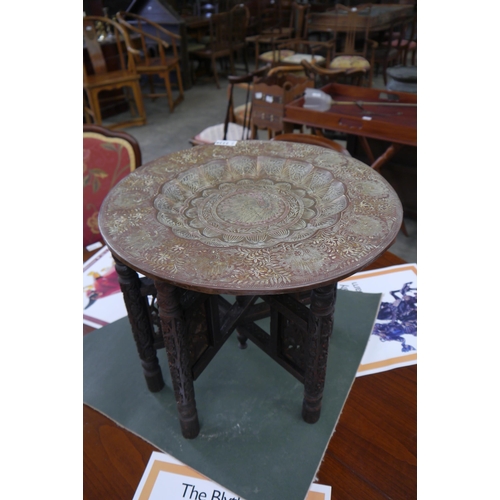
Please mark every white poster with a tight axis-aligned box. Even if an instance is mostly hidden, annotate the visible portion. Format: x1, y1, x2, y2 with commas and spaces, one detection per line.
133, 451, 331, 500
339, 264, 417, 376
83, 245, 127, 329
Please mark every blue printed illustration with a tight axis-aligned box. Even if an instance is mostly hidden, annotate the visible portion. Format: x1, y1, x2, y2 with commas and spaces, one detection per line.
373, 282, 417, 352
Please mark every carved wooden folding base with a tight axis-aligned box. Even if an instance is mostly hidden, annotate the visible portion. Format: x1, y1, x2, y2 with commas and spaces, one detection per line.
114, 257, 337, 439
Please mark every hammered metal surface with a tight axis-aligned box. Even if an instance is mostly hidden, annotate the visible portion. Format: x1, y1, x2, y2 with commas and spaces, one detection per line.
99, 141, 403, 294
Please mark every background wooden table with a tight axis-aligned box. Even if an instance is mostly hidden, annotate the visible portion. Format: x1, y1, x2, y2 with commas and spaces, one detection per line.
83, 250, 416, 499
306, 4, 415, 33
284, 83, 417, 172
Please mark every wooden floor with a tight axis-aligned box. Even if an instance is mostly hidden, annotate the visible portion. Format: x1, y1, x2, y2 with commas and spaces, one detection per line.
83, 251, 416, 499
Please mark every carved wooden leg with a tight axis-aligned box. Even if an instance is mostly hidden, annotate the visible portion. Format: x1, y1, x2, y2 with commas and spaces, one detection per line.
154, 281, 200, 439
371, 143, 403, 172
236, 296, 249, 349
302, 283, 337, 424
114, 257, 165, 393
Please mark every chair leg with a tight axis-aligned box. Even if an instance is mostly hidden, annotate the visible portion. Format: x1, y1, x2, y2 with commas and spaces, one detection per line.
162, 66, 184, 112
229, 51, 235, 76
211, 56, 220, 89
83, 108, 92, 124
251, 123, 258, 140
131, 82, 147, 125
148, 75, 156, 100
254, 42, 260, 70
190, 58, 197, 86
175, 64, 185, 101
83, 92, 93, 124
243, 46, 249, 74
88, 90, 103, 125
124, 87, 138, 117
163, 71, 175, 112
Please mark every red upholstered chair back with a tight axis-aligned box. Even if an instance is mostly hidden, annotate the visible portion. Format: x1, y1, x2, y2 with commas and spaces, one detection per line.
83, 125, 142, 248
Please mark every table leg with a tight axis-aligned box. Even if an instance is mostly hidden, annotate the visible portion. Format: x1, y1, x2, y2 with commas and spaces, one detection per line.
359, 136, 376, 165
302, 283, 337, 424
371, 143, 402, 172
236, 296, 249, 349
154, 281, 200, 439
114, 258, 165, 393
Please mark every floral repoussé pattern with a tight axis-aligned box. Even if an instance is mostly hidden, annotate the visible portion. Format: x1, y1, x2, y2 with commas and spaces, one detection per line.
153, 155, 348, 248
99, 141, 403, 293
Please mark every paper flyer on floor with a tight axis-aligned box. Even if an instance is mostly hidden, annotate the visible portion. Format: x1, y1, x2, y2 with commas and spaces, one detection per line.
83, 245, 131, 329
339, 263, 417, 376
133, 451, 331, 500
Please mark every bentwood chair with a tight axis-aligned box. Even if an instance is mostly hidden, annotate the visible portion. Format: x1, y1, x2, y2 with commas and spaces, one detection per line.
250, 65, 313, 139
229, 3, 251, 75
250, 2, 310, 69
190, 66, 269, 145
188, 11, 229, 89
272, 38, 334, 70
116, 12, 184, 112
300, 59, 367, 87
246, 0, 291, 40
83, 125, 142, 248
373, 14, 416, 86
394, 14, 417, 67
223, 66, 271, 136
307, 4, 378, 87
83, 16, 146, 129
191, 64, 309, 145
189, 4, 250, 89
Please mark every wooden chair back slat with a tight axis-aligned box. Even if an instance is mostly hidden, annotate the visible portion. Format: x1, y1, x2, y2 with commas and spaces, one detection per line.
84, 16, 135, 74
326, 4, 373, 57
83, 16, 146, 128
84, 20, 107, 75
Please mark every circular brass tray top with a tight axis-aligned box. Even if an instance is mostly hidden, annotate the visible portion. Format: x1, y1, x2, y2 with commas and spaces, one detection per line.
99, 141, 403, 294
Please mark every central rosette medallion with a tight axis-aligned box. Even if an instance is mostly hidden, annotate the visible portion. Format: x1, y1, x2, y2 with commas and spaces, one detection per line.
215, 188, 287, 225
154, 155, 349, 247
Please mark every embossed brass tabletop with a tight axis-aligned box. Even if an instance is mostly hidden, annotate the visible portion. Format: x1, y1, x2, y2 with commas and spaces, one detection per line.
99, 140, 403, 438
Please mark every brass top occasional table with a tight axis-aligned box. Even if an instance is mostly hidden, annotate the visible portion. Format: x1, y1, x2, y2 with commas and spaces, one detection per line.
99, 140, 403, 438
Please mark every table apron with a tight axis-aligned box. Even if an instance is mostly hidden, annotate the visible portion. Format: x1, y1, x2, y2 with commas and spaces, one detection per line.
283, 116, 416, 147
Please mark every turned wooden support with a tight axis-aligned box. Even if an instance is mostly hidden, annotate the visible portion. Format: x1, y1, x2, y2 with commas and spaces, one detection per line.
371, 143, 402, 172
154, 281, 200, 439
236, 296, 249, 349
302, 282, 337, 423
114, 257, 165, 393
359, 136, 376, 165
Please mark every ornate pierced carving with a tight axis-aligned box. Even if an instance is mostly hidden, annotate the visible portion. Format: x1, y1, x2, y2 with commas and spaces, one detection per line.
154, 281, 200, 438
185, 298, 210, 366
303, 283, 337, 423
114, 257, 165, 392
282, 317, 307, 371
